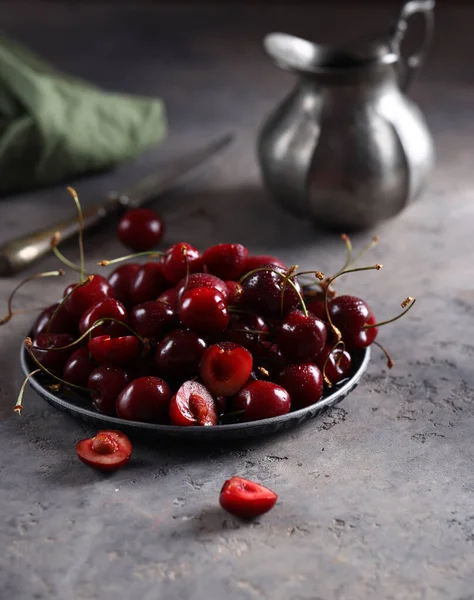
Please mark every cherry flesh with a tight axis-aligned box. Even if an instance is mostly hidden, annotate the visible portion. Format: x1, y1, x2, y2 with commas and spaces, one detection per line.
238, 264, 302, 319
199, 342, 252, 397
64, 275, 113, 320
130, 301, 176, 339
219, 476, 278, 518
279, 363, 323, 410
277, 310, 327, 363
117, 208, 164, 252
162, 242, 202, 284
108, 263, 140, 308
169, 380, 217, 426
88, 366, 131, 415
232, 380, 291, 421
76, 430, 132, 471
316, 345, 353, 385
154, 329, 207, 380
79, 298, 128, 338
116, 376, 172, 423
178, 287, 229, 335
31, 333, 75, 372
328, 295, 378, 348
202, 243, 248, 280
88, 334, 140, 366
63, 347, 95, 387
175, 272, 229, 302
33, 303, 76, 337
129, 262, 168, 306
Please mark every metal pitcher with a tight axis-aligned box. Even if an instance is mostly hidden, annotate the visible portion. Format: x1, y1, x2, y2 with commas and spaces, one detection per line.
257, 1, 435, 231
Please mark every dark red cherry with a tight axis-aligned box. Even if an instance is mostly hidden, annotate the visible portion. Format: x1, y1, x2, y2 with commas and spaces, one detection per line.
202, 243, 248, 280
64, 275, 114, 320
154, 329, 207, 380
116, 376, 172, 423
76, 430, 132, 471
63, 347, 95, 387
279, 363, 323, 410
219, 476, 278, 519
225, 280, 240, 305
157, 287, 178, 308
79, 298, 128, 338
245, 255, 287, 272
88, 366, 131, 415
306, 299, 327, 322
108, 263, 140, 308
33, 303, 76, 337
277, 310, 327, 363
231, 380, 291, 421
129, 261, 168, 306
129, 301, 176, 339
88, 335, 140, 366
238, 264, 302, 319
199, 342, 252, 397
117, 208, 165, 252
178, 287, 229, 335
227, 313, 270, 353
328, 295, 378, 348
162, 242, 202, 284
316, 345, 353, 385
169, 380, 217, 426
175, 272, 229, 302
30, 333, 75, 372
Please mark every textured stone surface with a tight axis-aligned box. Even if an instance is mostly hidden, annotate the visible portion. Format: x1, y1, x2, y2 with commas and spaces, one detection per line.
1, 3, 474, 599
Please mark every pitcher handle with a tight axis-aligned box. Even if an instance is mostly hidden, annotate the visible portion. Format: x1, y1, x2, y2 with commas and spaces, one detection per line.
391, 0, 435, 91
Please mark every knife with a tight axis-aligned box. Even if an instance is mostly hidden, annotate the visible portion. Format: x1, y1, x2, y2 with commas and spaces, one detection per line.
0, 133, 234, 276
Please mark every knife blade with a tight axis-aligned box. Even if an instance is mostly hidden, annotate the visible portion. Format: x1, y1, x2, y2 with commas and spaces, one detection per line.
0, 133, 234, 276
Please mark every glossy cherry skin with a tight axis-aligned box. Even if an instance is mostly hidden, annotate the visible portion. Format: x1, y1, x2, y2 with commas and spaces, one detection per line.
63, 347, 95, 387
279, 363, 323, 410
178, 287, 229, 335
227, 313, 270, 354
316, 345, 353, 385
328, 295, 378, 348
79, 298, 128, 338
157, 287, 178, 308
231, 380, 291, 421
199, 342, 252, 396
88, 335, 140, 366
277, 310, 327, 363
202, 243, 248, 280
225, 280, 240, 305
108, 263, 140, 308
175, 273, 229, 302
219, 476, 278, 519
130, 301, 176, 339
169, 380, 217, 426
76, 430, 132, 471
306, 299, 327, 322
154, 329, 207, 380
162, 242, 202, 284
33, 303, 76, 337
238, 264, 302, 319
116, 376, 172, 423
244, 255, 287, 272
30, 333, 75, 372
88, 366, 131, 415
129, 262, 168, 306
64, 275, 114, 320
117, 208, 165, 251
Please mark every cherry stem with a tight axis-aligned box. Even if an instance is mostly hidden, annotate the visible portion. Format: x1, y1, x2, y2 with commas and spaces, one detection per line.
364, 297, 416, 329
50, 232, 84, 274
322, 340, 346, 387
324, 264, 383, 342
335, 234, 353, 276
350, 235, 379, 268
0, 270, 65, 326
14, 369, 42, 414
373, 340, 395, 369
24, 342, 89, 392
67, 187, 85, 283
98, 251, 163, 267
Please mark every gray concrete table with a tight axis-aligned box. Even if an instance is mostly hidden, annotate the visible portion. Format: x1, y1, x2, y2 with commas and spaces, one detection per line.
1, 3, 473, 599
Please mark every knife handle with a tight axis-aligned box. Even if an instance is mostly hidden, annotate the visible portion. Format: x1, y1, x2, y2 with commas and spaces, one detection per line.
0, 198, 120, 276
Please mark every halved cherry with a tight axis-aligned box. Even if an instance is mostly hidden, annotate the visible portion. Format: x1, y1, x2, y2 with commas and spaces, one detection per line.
199, 342, 252, 396
76, 430, 132, 472
169, 380, 217, 426
219, 476, 278, 518
88, 335, 140, 366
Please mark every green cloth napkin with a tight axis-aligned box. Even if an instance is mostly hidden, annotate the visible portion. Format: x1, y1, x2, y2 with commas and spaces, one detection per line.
0, 35, 167, 194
